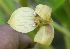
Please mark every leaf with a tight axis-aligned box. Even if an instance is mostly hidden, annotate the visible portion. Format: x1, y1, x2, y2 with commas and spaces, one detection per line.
34, 0, 65, 10
0, 9, 7, 24
63, 0, 70, 19
0, 0, 12, 15
53, 7, 70, 28
18, 0, 65, 10
4, 0, 17, 12
0, 0, 17, 15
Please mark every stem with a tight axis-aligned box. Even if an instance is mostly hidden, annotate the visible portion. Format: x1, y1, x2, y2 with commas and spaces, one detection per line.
51, 21, 70, 37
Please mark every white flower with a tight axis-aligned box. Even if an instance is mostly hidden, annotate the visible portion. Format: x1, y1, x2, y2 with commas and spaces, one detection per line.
34, 25, 54, 46
7, 4, 54, 46
8, 7, 37, 33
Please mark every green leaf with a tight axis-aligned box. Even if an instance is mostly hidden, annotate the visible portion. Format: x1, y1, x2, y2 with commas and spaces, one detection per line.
0, 9, 7, 24
19, 0, 65, 10
53, 6, 70, 28
0, 0, 12, 15
4, 0, 17, 12
34, 0, 65, 10
0, 0, 17, 15
63, 0, 70, 19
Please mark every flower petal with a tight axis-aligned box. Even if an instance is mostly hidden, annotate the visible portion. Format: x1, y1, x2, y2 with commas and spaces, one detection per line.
8, 7, 36, 33
34, 25, 54, 46
35, 4, 52, 22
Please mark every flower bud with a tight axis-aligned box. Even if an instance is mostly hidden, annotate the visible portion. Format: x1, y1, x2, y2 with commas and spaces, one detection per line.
34, 25, 54, 46
8, 7, 37, 33
35, 4, 52, 22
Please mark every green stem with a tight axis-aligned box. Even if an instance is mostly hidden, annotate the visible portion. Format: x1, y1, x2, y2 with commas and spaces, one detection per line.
51, 22, 70, 37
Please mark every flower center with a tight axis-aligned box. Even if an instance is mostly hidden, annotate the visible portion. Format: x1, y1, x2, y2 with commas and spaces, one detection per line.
34, 14, 53, 26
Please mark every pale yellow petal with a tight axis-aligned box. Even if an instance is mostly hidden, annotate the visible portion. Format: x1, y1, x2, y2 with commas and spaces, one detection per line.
8, 7, 36, 33
34, 25, 54, 46
35, 4, 52, 22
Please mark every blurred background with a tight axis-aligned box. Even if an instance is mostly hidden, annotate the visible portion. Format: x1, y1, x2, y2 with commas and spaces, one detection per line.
0, 0, 70, 49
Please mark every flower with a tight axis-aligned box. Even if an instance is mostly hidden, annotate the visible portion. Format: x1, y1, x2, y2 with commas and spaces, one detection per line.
8, 4, 54, 46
